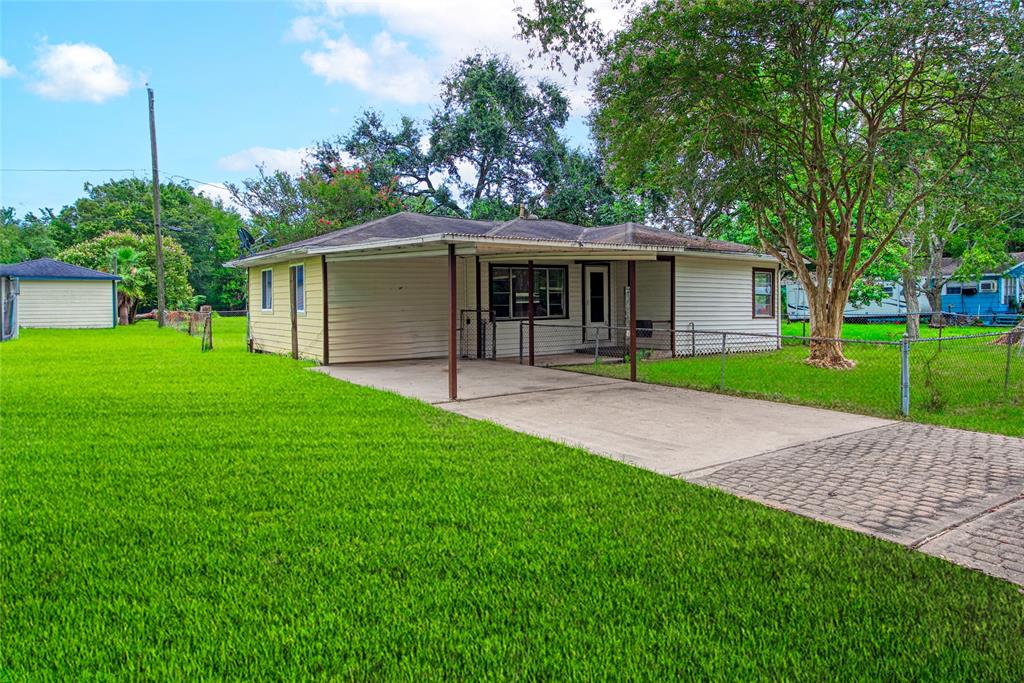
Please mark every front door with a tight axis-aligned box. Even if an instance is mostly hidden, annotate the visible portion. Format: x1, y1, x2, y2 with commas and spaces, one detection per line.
584, 265, 611, 341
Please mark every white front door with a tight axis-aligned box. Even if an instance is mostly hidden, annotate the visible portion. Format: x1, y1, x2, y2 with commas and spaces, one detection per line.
584, 265, 611, 341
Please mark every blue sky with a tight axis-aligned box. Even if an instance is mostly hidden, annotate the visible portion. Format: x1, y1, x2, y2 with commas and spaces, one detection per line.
1, 1, 619, 216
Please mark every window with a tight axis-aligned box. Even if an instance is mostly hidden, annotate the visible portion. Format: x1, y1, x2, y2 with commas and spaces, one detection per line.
979, 279, 997, 294
752, 268, 775, 318
260, 269, 273, 311
882, 286, 895, 297
945, 282, 962, 295
489, 265, 567, 320
291, 264, 305, 313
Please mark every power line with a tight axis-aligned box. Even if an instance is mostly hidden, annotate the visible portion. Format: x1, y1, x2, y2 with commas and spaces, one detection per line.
0, 168, 146, 173
2, 167, 230, 190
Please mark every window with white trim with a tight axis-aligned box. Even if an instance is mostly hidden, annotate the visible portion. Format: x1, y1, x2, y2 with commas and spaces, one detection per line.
752, 268, 775, 318
945, 282, 962, 295
489, 265, 567, 320
291, 264, 305, 313
978, 279, 996, 294
260, 269, 273, 310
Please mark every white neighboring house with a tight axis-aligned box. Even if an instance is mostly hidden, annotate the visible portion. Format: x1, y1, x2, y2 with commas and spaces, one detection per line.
0, 258, 120, 335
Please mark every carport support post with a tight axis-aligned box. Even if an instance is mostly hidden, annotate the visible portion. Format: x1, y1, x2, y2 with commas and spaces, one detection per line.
669, 255, 676, 357
448, 244, 458, 401
628, 259, 637, 382
528, 260, 535, 366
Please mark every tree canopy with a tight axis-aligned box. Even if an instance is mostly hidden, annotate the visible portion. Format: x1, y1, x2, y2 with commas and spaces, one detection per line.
58, 231, 194, 320
520, 0, 1023, 366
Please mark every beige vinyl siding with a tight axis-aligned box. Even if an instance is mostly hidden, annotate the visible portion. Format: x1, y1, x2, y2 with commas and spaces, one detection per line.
675, 255, 780, 353
636, 261, 671, 322
18, 279, 113, 328
327, 255, 459, 363
248, 257, 324, 361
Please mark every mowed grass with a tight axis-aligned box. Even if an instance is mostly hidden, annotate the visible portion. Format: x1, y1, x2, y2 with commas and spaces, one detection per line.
574, 324, 1023, 436
781, 320, 1015, 341
2, 319, 1023, 679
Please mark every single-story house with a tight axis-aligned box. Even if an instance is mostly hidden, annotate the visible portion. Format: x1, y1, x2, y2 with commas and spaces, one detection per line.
228, 212, 780, 398
0, 258, 120, 333
939, 252, 1024, 317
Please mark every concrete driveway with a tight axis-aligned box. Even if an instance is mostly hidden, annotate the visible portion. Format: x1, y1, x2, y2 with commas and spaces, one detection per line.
314, 359, 891, 475
315, 358, 1024, 585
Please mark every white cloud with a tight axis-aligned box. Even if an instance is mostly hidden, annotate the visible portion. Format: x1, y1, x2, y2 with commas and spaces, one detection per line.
192, 183, 249, 218
287, 15, 327, 43
302, 31, 434, 103
29, 42, 134, 103
295, 1, 628, 112
217, 146, 314, 176
0, 58, 16, 78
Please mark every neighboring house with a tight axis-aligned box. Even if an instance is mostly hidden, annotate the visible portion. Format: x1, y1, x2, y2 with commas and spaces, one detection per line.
228, 212, 781, 364
938, 252, 1024, 317
0, 259, 120, 331
784, 278, 932, 321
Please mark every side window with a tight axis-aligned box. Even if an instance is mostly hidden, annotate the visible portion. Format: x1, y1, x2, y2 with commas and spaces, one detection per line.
945, 282, 962, 295
978, 280, 996, 294
291, 264, 305, 313
261, 269, 273, 310
752, 268, 775, 318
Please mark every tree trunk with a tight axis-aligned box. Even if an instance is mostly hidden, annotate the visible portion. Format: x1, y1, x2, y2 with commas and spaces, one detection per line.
926, 288, 944, 326
902, 268, 921, 339
806, 286, 854, 369
118, 294, 131, 326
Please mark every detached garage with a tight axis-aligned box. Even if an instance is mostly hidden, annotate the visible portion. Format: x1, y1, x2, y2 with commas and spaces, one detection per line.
0, 258, 119, 330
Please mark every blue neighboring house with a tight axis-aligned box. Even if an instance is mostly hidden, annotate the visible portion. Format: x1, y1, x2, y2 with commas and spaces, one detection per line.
939, 252, 1024, 317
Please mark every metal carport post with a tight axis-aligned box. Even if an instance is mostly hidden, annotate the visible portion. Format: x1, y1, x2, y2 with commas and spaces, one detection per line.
448, 243, 458, 400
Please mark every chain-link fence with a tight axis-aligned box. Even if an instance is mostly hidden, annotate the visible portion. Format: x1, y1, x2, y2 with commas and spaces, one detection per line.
788, 312, 1023, 331
167, 308, 213, 351
517, 321, 1023, 419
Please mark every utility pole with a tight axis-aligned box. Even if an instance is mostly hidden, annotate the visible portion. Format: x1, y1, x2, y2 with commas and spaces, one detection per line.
147, 86, 166, 327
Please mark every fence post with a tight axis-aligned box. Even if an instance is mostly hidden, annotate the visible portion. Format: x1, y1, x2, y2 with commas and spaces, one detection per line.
593, 329, 600, 363
518, 321, 524, 365
1005, 335, 1014, 397
900, 334, 911, 416
491, 321, 497, 360
689, 321, 696, 357
719, 332, 728, 390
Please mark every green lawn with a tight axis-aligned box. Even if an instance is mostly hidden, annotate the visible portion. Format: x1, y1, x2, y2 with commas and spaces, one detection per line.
2, 319, 1022, 679
781, 320, 1015, 341
574, 324, 1022, 436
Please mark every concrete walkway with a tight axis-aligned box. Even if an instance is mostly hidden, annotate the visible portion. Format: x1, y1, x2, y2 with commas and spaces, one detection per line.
313, 359, 1023, 585
314, 359, 891, 474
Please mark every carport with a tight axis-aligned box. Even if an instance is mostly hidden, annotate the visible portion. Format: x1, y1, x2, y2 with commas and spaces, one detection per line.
318, 240, 661, 400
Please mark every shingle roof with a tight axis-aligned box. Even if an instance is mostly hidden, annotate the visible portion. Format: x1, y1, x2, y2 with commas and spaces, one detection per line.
245, 212, 760, 261
940, 252, 1024, 277
0, 258, 121, 280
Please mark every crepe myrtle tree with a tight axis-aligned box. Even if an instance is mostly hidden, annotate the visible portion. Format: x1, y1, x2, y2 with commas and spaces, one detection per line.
519, 0, 1021, 367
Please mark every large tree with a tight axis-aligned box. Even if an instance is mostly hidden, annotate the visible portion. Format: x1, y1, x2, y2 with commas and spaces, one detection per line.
1, 208, 57, 263
226, 164, 402, 247
429, 52, 570, 206
313, 111, 461, 216
520, 0, 1021, 367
